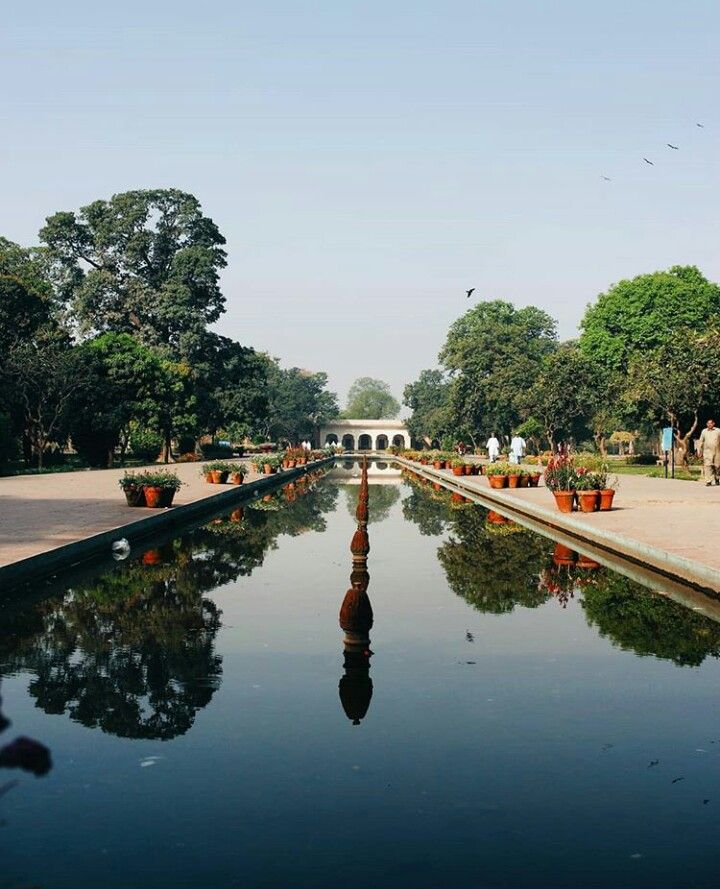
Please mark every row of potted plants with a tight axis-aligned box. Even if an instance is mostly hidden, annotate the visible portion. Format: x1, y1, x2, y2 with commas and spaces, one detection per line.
403, 450, 484, 473
485, 463, 542, 488
119, 470, 184, 508
202, 461, 248, 484
544, 455, 617, 513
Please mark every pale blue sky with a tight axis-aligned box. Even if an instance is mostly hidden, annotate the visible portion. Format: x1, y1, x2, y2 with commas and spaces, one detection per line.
2, 1, 718, 406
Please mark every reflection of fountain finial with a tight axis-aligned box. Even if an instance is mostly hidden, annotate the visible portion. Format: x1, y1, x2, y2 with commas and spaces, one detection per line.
339, 473, 374, 725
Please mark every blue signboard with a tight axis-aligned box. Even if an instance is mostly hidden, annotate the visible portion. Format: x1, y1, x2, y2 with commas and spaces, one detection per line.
661, 427, 673, 452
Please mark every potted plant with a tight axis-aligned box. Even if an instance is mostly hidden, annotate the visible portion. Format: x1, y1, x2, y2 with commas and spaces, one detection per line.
575, 470, 600, 512
507, 465, 522, 488
201, 461, 232, 484
597, 466, 617, 511
544, 455, 577, 513
486, 463, 510, 489
118, 471, 146, 507
139, 470, 182, 508
229, 462, 247, 485
451, 458, 465, 477
527, 471, 541, 487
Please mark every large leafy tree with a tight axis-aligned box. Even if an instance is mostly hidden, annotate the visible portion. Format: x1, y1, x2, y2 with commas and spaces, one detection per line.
521, 344, 603, 451
344, 377, 400, 419
264, 363, 339, 443
626, 329, 720, 465
440, 300, 557, 441
194, 334, 270, 441
39, 189, 227, 357
69, 333, 167, 466
579, 265, 720, 373
403, 369, 452, 445
3, 339, 84, 468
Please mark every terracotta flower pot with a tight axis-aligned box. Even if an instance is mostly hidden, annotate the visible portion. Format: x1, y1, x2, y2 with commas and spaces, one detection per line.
578, 491, 600, 513
487, 510, 509, 524
210, 470, 223, 484
229, 472, 244, 485
143, 486, 163, 508
599, 489, 616, 511
420, 459, 428, 465
488, 475, 508, 489
452, 466, 464, 476
553, 490, 575, 513
433, 460, 443, 469
552, 542, 575, 565
528, 473, 541, 487
158, 488, 176, 508
518, 474, 529, 487
124, 486, 145, 507
508, 475, 520, 488
282, 460, 289, 469
263, 464, 274, 474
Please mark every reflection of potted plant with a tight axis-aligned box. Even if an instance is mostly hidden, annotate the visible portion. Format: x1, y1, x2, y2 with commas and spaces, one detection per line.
118, 472, 146, 507
486, 463, 510, 489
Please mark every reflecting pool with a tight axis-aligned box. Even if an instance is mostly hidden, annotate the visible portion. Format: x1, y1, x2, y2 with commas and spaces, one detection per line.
1, 462, 719, 888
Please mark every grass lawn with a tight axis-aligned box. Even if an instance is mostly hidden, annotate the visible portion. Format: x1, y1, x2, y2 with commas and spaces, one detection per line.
613, 463, 700, 482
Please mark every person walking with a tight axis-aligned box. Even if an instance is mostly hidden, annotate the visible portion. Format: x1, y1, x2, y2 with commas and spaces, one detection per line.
697, 419, 720, 486
486, 433, 500, 463
510, 432, 526, 465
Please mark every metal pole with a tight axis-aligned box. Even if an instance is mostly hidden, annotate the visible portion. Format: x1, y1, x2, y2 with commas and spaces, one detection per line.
671, 430, 675, 479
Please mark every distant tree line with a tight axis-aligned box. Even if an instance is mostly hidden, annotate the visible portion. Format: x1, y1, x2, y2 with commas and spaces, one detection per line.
0, 189, 339, 470
403, 265, 720, 462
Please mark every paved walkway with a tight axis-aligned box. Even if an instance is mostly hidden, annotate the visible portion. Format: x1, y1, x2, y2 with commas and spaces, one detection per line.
0, 461, 268, 569
400, 459, 720, 592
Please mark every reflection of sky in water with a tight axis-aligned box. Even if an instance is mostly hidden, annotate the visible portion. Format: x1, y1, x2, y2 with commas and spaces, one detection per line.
2, 470, 720, 889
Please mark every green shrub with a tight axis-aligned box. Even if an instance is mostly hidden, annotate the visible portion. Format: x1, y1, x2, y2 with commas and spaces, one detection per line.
201, 442, 233, 459
626, 454, 657, 465
130, 428, 163, 463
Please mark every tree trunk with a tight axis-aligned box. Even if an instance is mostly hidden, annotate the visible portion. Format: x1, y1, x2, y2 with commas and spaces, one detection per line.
594, 432, 607, 457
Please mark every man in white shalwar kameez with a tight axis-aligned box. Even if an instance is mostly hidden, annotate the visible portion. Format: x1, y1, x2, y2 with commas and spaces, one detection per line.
486, 433, 500, 463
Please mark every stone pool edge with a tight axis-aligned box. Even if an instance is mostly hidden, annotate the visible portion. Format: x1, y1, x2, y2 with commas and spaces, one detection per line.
0, 457, 334, 588
395, 457, 720, 597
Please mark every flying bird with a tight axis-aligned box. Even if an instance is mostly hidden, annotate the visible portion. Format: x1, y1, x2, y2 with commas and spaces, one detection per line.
667, 143, 679, 150
601, 175, 611, 181
643, 158, 654, 165
466, 288, 475, 299
697, 123, 704, 128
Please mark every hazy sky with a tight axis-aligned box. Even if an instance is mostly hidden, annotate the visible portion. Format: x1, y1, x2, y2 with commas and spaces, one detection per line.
2, 1, 718, 408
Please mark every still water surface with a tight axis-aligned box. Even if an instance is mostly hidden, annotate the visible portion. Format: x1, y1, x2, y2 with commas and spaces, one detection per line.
1, 462, 719, 888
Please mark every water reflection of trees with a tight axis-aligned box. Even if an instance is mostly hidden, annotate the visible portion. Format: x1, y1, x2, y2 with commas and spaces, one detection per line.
401, 483, 449, 536
0, 475, 337, 740
438, 507, 550, 613
580, 572, 720, 667
344, 484, 399, 524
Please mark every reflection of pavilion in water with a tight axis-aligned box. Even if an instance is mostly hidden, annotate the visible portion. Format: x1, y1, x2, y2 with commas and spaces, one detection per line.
338, 458, 374, 725
328, 458, 402, 484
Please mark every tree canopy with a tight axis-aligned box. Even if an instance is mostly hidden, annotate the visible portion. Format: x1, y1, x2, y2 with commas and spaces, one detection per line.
403, 369, 452, 444
344, 377, 400, 419
579, 266, 720, 373
39, 189, 227, 358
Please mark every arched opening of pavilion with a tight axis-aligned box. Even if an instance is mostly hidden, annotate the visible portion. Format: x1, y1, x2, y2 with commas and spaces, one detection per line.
325, 433, 339, 446
342, 434, 355, 451
358, 434, 372, 450
375, 434, 388, 451
391, 434, 406, 449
